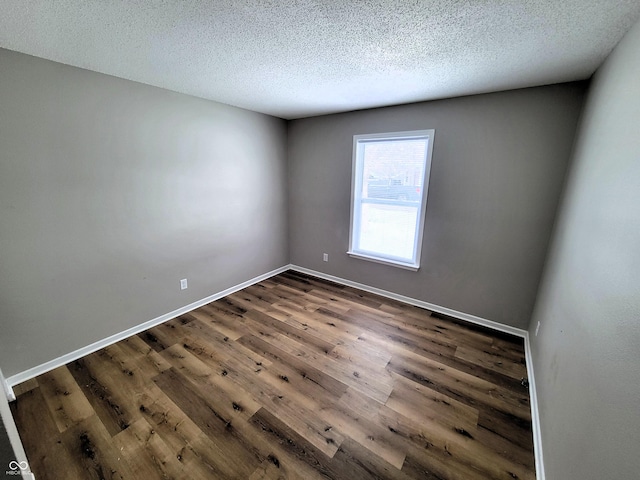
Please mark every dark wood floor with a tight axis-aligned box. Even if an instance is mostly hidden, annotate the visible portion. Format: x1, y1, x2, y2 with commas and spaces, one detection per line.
10, 271, 535, 479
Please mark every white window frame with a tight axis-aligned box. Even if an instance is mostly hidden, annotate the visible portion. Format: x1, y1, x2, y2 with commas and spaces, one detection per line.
347, 129, 435, 271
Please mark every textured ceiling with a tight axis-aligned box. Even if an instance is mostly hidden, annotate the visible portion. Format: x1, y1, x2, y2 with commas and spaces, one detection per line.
1, 1, 639, 119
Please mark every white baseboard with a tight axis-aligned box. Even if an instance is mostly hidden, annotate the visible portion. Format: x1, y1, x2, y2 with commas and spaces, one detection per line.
287, 264, 545, 480
1, 367, 16, 402
524, 332, 545, 480
4, 265, 289, 390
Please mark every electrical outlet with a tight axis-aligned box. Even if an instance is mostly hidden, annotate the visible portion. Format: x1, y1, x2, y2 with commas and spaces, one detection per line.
323, 253, 329, 262
535, 321, 541, 336
180, 278, 188, 290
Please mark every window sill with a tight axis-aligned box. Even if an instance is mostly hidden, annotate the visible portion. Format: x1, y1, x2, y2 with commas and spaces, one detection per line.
347, 251, 420, 271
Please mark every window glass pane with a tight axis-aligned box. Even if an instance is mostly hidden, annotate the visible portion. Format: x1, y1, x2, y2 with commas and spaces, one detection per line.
362, 139, 426, 202
358, 203, 418, 260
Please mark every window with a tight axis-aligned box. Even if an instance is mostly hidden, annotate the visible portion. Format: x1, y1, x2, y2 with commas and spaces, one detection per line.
348, 130, 435, 270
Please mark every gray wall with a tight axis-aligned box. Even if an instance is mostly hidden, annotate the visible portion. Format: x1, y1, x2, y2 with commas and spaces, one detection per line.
288, 84, 586, 328
530, 20, 640, 480
0, 49, 288, 377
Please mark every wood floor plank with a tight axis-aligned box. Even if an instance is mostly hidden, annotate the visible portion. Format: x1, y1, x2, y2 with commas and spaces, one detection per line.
250, 407, 413, 480
237, 333, 349, 400
227, 289, 277, 312
338, 386, 385, 420
388, 348, 531, 420
111, 417, 188, 480
330, 339, 393, 371
12, 270, 535, 480
60, 414, 138, 480
477, 408, 534, 452
377, 304, 500, 355
10, 387, 88, 480
474, 423, 536, 471
149, 363, 327, 480
257, 328, 394, 404
191, 304, 251, 339
245, 308, 337, 355
170, 333, 346, 458
113, 335, 172, 378
77, 343, 165, 426
11, 378, 38, 397
159, 343, 262, 418
269, 300, 361, 342
379, 405, 534, 480
67, 357, 132, 436
136, 388, 245, 479
261, 303, 350, 347
336, 307, 459, 359
36, 366, 95, 433
386, 373, 480, 434
138, 322, 180, 352
153, 368, 263, 479
184, 316, 272, 367
317, 399, 407, 469
455, 344, 527, 380
274, 287, 353, 315
379, 404, 496, 480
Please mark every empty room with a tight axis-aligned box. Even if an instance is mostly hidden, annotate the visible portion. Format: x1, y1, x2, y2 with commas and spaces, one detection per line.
1, 1, 639, 479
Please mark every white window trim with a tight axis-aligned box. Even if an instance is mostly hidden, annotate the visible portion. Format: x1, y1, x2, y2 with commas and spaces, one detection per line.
347, 129, 435, 270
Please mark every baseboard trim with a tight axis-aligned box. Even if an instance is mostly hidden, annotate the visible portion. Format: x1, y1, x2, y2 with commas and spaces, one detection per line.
524, 332, 545, 480
4, 265, 290, 390
1, 367, 16, 402
288, 264, 545, 480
